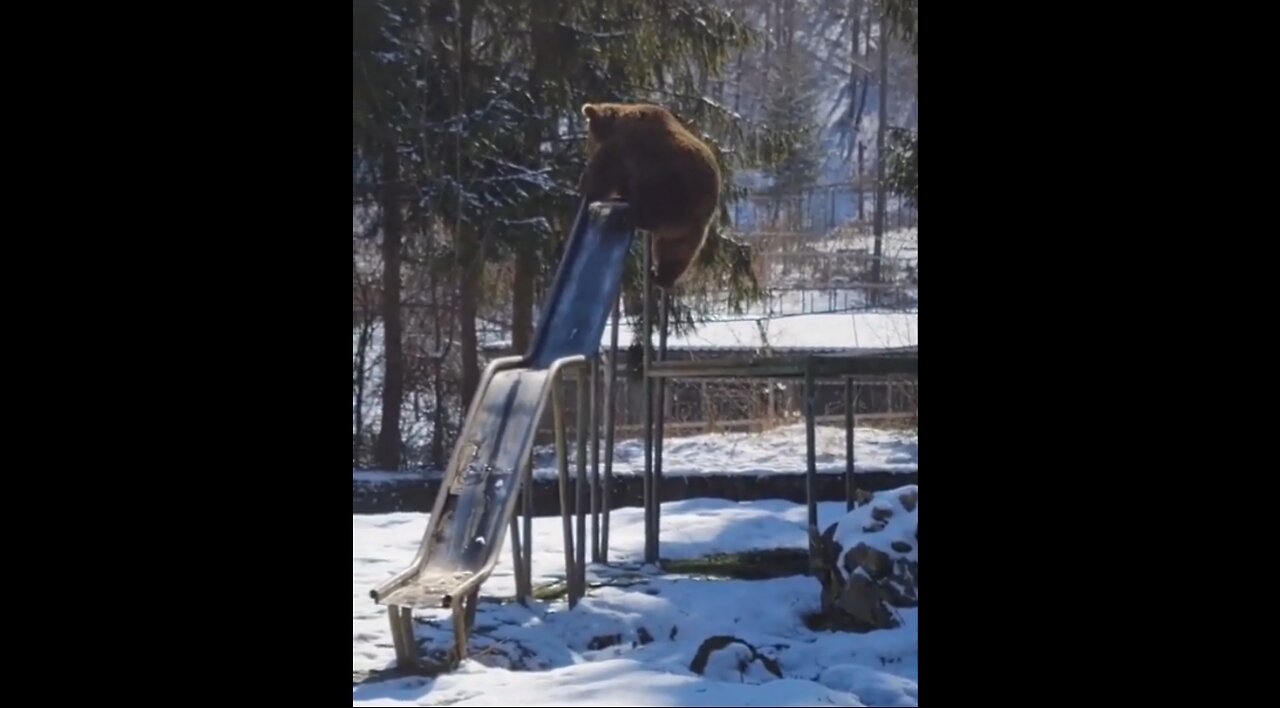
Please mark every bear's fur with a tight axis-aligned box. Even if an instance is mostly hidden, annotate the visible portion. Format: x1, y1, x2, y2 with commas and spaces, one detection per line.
579, 102, 721, 288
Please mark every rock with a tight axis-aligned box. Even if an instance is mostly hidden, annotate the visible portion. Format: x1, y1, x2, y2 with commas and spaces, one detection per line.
587, 633, 622, 650
879, 559, 918, 607
636, 627, 654, 645
845, 542, 892, 580
810, 485, 919, 632
836, 572, 898, 629
689, 635, 783, 684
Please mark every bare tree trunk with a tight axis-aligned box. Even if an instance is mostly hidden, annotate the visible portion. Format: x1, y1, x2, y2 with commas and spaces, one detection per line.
732, 44, 744, 113
430, 260, 447, 470
458, 1, 482, 408
851, 4, 873, 215
512, 251, 535, 355
846, 0, 863, 155
763, 2, 772, 94
458, 228, 483, 408
872, 7, 889, 298
374, 144, 404, 470
354, 297, 373, 464
853, 79, 871, 140
858, 141, 866, 221
851, 3, 871, 139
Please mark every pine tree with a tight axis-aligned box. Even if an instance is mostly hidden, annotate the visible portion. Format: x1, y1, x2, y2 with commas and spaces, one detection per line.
353, 0, 801, 467
883, 0, 917, 207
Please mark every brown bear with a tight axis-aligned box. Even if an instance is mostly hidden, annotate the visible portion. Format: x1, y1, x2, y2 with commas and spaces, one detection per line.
579, 102, 721, 289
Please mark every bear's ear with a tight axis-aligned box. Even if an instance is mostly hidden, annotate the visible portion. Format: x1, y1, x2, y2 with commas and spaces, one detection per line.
582, 104, 615, 137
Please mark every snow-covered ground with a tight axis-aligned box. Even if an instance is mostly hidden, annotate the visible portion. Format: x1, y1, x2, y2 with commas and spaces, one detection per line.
809, 227, 917, 263
354, 424, 917, 483
595, 312, 917, 353
530, 423, 917, 480
353, 497, 918, 706
750, 288, 918, 316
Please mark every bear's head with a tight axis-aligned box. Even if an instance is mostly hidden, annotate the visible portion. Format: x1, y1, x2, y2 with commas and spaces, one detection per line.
581, 103, 616, 133
581, 103, 613, 160
581, 103, 672, 156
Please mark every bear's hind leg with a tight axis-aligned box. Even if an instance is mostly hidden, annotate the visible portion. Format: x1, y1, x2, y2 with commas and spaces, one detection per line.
650, 224, 708, 289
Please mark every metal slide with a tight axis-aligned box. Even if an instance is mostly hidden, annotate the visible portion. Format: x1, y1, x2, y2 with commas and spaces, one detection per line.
370, 201, 635, 662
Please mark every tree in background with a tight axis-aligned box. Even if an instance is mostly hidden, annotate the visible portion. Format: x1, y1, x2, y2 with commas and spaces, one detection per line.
353, 0, 422, 470
352, 0, 805, 469
883, 0, 917, 208
763, 0, 823, 200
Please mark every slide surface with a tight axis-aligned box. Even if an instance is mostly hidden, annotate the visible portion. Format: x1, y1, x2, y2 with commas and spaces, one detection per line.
372, 201, 635, 609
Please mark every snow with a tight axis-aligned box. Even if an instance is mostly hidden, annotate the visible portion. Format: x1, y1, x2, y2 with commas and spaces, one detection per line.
808, 227, 917, 262
355, 424, 917, 482
355, 658, 871, 706
595, 312, 917, 353
354, 470, 435, 483
353, 497, 918, 706
750, 288, 916, 317
479, 311, 917, 354
529, 424, 917, 480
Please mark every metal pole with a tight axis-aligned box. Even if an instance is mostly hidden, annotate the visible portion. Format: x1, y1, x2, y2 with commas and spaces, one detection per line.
575, 362, 588, 603
602, 294, 620, 562
450, 600, 468, 666
642, 237, 655, 565
462, 588, 479, 658
397, 608, 418, 667
552, 377, 577, 608
509, 501, 526, 604
521, 451, 533, 601
804, 361, 818, 569
590, 356, 601, 564
388, 606, 410, 668
845, 378, 856, 511
653, 292, 669, 562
